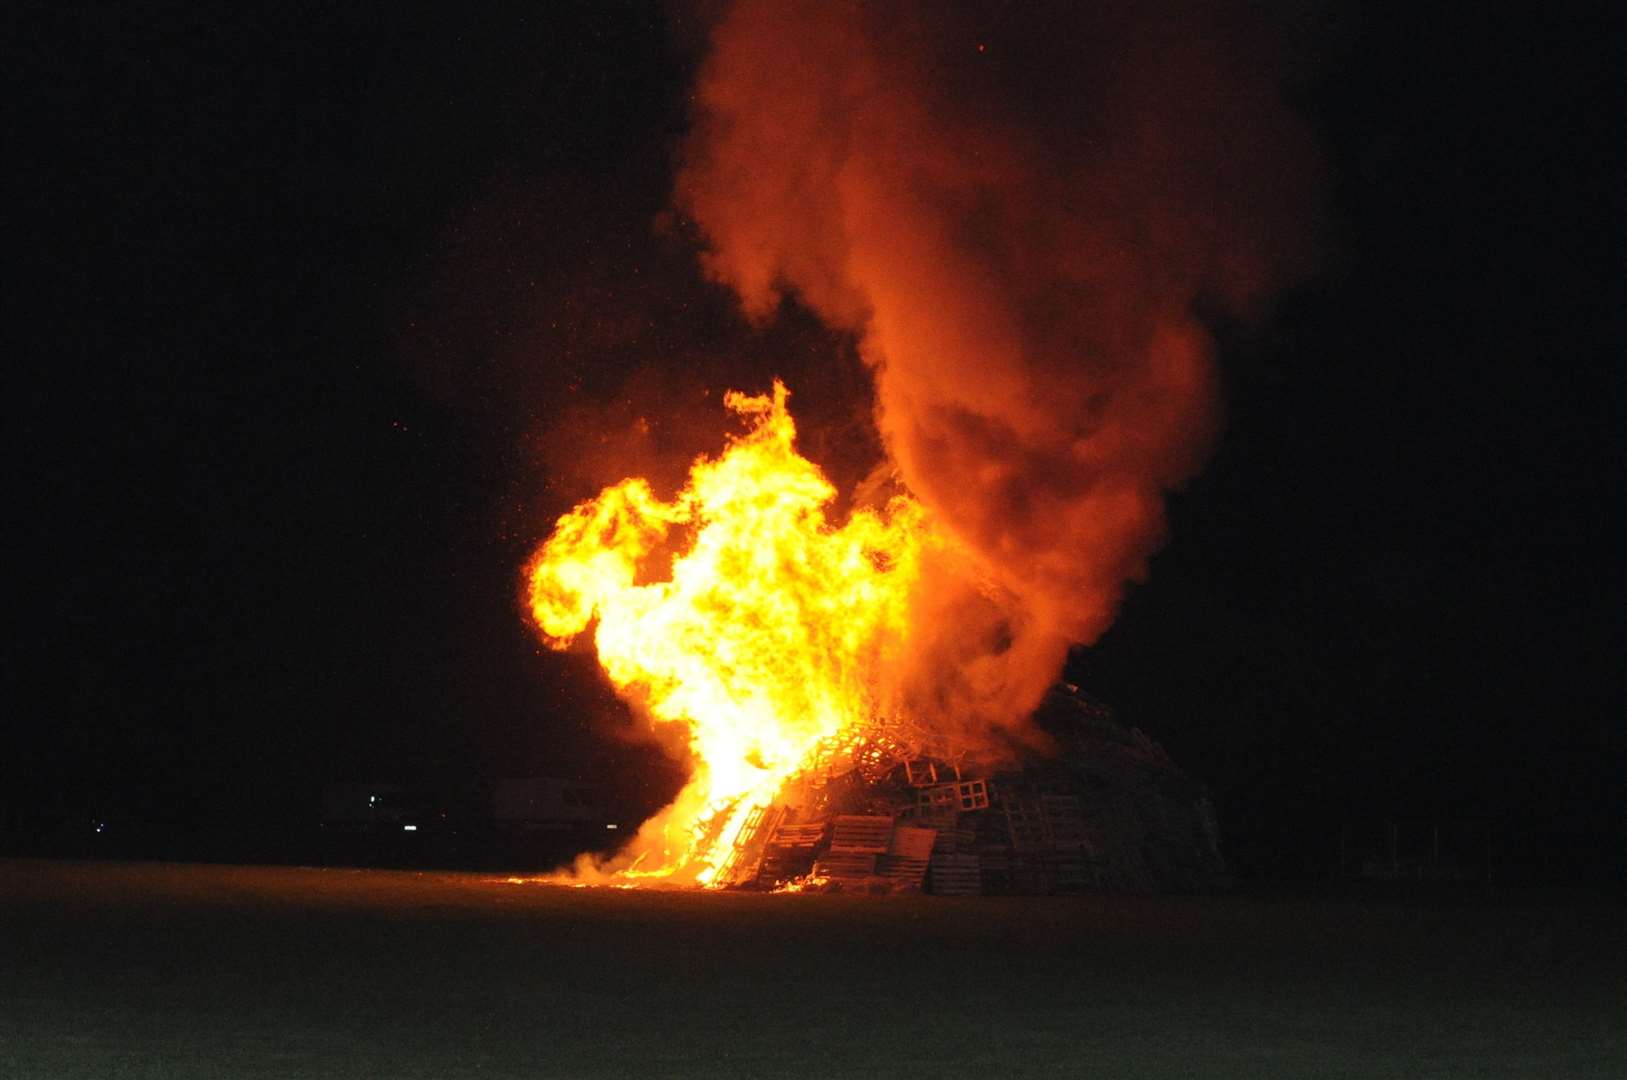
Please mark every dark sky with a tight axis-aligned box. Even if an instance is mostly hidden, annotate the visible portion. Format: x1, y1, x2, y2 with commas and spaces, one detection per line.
9, 4, 1620, 859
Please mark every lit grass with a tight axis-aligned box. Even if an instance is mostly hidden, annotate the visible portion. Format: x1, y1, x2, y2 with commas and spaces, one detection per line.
1, 860, 1621, 1078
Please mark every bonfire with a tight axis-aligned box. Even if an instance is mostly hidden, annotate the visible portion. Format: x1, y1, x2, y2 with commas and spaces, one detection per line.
526, 383, 1226, 895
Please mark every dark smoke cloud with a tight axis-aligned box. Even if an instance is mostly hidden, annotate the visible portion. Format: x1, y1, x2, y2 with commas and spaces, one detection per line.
675, 1, 1325, 744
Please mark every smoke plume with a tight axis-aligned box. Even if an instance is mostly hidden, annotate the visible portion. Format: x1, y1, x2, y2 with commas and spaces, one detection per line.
675, 1, 1324, 745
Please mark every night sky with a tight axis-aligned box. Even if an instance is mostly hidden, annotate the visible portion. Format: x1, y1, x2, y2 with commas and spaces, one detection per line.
9, 3, 1620, 871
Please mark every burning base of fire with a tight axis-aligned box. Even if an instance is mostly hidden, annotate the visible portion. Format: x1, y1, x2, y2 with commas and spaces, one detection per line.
555, 687, 1230, 897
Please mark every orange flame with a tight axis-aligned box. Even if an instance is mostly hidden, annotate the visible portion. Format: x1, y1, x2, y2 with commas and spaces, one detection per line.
527, 381, 933, 884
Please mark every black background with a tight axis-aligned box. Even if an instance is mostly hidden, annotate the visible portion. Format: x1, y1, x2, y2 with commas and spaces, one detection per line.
8, 3, 1620, 876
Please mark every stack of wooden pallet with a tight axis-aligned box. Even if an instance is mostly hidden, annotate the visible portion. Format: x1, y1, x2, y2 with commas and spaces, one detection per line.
756, 821, 825, 885
927, 852, 982, 895
711, 805, 775, 886
913, 777, 990, 815
999, 790, 1050, 852
876, 824, 935, 889
1043, 848, 1093, 893
812, 851, 877, 882
1007, 853, 1055, 896
814, 815, 893, 885
972, 801, 1012, 893
725, 685, 1231, 896
889, 825, 937, 859
930, 820, 977, 856
1041, 794, 1086, 847
1038, 793, 1092, 892
829, 815, 892, 854
976, 850, 1012, 893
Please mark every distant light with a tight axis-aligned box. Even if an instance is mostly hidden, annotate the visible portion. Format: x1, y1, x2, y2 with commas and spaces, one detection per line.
403, 825, 418, 832
606, 823, 618, 830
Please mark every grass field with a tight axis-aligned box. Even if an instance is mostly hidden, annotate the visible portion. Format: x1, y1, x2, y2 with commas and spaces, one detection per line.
1, 860, 1621, 1078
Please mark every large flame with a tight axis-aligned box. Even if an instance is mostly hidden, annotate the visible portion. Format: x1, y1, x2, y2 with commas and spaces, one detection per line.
527, 381, 932, 884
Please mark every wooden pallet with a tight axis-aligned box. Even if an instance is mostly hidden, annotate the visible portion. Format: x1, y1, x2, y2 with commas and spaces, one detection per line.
1008, 858, 1057, 896
750, 819, 829, 886
813, 852, 877, 881
928, 853, 982, 895
932, 826, 977, 855
1041, 794, 1087, 848
767, 822, 827, 848
876, 854, 929, 888
830, 815, 892, 853
1000, 796, 1049, 852
915, 778, 990, 814
887, 825, 938, 861
1043, 849, 1093, 893
756, 849, 816, 885
714, 804, 781, 886
900, 806, 955, 830
904, 759, 953, 787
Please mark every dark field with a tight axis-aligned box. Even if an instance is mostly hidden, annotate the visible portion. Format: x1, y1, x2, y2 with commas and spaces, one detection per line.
1, 861, 1622, 1078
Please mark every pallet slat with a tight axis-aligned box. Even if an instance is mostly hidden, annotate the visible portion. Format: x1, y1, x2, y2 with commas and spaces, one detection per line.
887, 826, 937, 861
928, 853, 983, 895
830, 815, 893, 853
876, 854, 929, 888
812, 852, 877, 881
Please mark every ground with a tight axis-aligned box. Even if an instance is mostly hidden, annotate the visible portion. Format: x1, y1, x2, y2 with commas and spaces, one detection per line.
1, 860, 1621, 1078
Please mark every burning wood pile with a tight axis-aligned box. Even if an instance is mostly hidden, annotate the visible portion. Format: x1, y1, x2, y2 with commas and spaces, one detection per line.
715, 686, 1229, 895
526, 385, 1230, 893
519, 0, 1323, 895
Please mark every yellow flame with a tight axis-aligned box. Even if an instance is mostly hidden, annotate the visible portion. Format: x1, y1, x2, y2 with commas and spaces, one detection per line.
527, 381, 931, 884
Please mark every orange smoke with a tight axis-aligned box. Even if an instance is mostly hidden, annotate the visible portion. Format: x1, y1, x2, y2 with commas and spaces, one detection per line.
675, 1, 1325, 740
